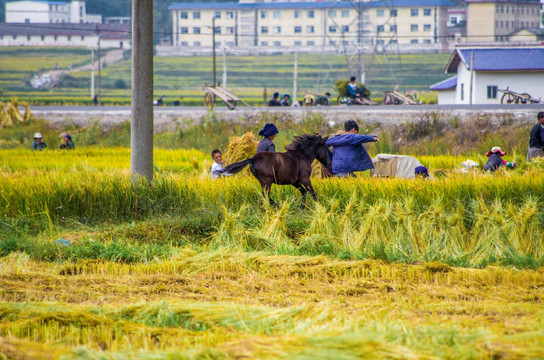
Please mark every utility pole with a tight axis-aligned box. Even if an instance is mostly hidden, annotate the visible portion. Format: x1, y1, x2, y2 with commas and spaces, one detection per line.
469, 51, 474, 105
131, 0, 154, 183
357, 0, 365, 84
91, 47, 95, 101
293, 52, 298, 104
96, 26, 102, 106
212, 17, 217, 87
222, 47, 227, 88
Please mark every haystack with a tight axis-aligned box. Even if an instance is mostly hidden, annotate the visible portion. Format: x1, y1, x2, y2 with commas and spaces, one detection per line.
225, 132, 258, 175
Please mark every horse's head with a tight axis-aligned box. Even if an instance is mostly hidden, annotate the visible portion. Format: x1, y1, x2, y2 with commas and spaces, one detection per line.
314, 135, 332, 168
286, 134, 331, 167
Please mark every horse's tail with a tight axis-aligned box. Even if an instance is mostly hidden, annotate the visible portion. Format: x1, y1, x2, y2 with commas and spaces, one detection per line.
222, 158, 253, 175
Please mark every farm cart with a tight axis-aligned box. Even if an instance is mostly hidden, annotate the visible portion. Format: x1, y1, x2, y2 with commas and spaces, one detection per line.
203, 86, 252, 110
383, 91, 419, 105
499, 87, 543, 104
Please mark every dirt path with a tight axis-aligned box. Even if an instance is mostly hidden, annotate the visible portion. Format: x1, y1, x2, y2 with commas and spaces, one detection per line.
43, 49, 125, 85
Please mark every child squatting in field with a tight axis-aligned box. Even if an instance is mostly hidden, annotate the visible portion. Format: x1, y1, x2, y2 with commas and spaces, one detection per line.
210, 150, 231, 180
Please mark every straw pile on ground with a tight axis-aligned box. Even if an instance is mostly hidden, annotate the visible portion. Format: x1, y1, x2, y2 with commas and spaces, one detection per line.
0, 100, 35, 129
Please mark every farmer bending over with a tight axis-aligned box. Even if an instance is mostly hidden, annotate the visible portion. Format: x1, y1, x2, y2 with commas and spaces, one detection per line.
326, 119, 379, 177
483, 147, 516, 172
257, 123, 278, 153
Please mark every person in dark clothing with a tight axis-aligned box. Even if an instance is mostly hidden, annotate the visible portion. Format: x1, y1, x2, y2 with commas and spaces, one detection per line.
326, 119, 379, 177
280, 94, 290, 106
256, 123, 278, 152
31, 132, 47, 151
527, 111, 544, 161
347, 76, 367, 105
268, 92, 281, 107
59, 134, 75, 150
483, 147, 516, 172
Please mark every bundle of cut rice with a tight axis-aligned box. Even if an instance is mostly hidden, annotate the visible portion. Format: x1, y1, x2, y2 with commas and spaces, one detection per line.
224, 132, 258, 175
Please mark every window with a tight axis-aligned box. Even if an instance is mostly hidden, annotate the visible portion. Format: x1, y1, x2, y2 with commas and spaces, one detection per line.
214, 27, 221, 34
329, 25, 337, 33
261, 26, 268, 34
27, 35, 31, 41
390, 25, 397, 32
226, 41, 234, 47
328, 10, 337, 18
342, 25, 349, 32
81, 35, 84, 41
390, 9, 397, 17
261, 41, 268, 46
181, 41, 188, 46
390, 39, 398, 44
226, 12, 234, 19
343, 40, 349, 45
67, 35, 71, 41
342, 10, 350, 18
294, 41, 302, 46
424, 8, 431, 16
487, 86, 498, 99
214, 12, 221, 19
294, 10, 301, 18
193, 12, 200, 19
273, 11, 281, 19
261, 11, 268, 19
423, 39, 431, 43
411, 9, 419, 16
377, 39, 385, 45
193, 27, 200, 34
273, 26, 281, 34
54, 35, 57, 41
377, 9, 385, 17
25, 18, 30, 23
411, 39, 418, 43
181, 27, 188, 34
460, 83, 464, 101
377, 25, 384, 33
411, 24, 418, 31
423, 24, 431, 31
215, 41, 221, 47
307, 40, 315, 46
194, 41, 201, 46
307, 25, 315, 33
226, 27, 234, 34
179, 9, 188, 18
273, 41, 281, 46
308, 10, 315, 18
294, 26, 302, 33
42, 35, 46, 40
329, 40, 337, 46
506, 21, 509, 29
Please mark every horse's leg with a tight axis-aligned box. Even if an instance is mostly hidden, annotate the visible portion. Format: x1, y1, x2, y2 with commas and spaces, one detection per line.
260, 181, 278, 208
300, 178, 317, 202
293, 181, 307, 209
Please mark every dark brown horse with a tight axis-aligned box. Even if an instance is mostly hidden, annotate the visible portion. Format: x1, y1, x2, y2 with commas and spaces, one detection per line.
221, 134, 331, 207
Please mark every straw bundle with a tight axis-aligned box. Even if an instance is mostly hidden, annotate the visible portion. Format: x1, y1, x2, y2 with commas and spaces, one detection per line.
225, 131, 258, 165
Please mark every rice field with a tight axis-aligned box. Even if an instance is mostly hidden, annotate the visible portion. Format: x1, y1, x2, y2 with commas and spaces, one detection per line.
1, 140, 544, 359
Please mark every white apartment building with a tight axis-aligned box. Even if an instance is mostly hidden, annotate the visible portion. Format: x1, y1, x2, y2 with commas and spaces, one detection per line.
168, 0, 452, 51
0, 23, 130, 49
6, 0, 102, 24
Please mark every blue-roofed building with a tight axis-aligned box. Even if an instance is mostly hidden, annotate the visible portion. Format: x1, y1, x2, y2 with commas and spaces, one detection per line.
430, 46, 544, 104
167, 0, 452, 53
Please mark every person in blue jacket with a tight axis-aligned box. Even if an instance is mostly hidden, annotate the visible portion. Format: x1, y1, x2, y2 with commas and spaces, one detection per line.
326, 119, 379, 177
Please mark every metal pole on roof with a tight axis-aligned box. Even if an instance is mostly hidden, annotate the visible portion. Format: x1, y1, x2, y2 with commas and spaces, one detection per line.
212, 16, 217, 87
293, 52, 298, 104
130, 0, 154, 183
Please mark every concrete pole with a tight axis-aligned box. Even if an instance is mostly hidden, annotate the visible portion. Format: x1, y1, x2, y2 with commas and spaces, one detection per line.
222, 47, 227, 89
131, 0, 154, 183
469, 51, 474, 105
212, 17, 216, 87
91, 48, 95, 100
97, 34, 102, 106
293, 52, 298, 104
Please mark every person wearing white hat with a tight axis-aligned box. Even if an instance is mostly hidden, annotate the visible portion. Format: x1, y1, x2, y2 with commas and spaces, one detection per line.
31, 132, 47, 151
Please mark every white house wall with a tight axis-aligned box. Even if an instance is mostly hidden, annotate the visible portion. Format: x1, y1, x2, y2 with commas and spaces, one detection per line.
437, 89, 456, 104
454, 62, 544, 104
0, 34, 130, 49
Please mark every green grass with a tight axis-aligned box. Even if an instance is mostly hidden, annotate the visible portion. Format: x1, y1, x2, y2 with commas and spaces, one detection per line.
0, 48, 451, 105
